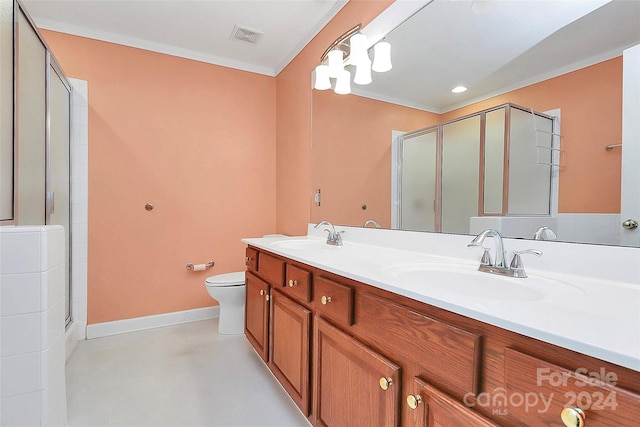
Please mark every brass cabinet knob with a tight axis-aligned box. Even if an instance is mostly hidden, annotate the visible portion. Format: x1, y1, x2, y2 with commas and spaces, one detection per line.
259, 290, 265, 296
406, 394, 423, 410
561, 407, 585, 427
288, 279, 298, 287
245, 256, 252, 262
265, 294, 270, 302
379, 377, 393, 391
320, 296, 332, 305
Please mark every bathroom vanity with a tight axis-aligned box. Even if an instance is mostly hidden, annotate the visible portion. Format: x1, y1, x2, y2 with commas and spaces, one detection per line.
242, 227, 640, 427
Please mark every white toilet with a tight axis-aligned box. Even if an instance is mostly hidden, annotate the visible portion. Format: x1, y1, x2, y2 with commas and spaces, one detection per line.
205, 271, 246, 335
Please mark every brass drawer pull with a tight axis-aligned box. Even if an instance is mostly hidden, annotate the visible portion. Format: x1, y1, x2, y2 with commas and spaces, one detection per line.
406, 394, 423, 409
561, 407, 585, 427
259, 289, 265, 295
379, 377, 393, 391
320, 295, 332, 305
245, 256, 253, 262
288, 279, 298, 287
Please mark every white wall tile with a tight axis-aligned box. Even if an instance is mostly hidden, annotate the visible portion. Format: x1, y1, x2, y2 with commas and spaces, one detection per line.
41, 298, 65, 351
0, 313, 41, 357
0, 230, 41, 274
40, 263, 65, 311
0, 273, 41, 315
0, 391, 42, 426
71, 203, 88, 225
0, 352, 41, 397
40, 226, 65, 272
40, 338, 65, 391
72, 300, 87, 324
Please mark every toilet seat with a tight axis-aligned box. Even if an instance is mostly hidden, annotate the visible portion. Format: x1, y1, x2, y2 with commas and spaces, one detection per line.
205, 271, 245, 287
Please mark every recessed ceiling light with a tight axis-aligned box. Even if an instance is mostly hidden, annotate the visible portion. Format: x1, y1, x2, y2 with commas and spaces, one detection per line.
451, 86, 468, 93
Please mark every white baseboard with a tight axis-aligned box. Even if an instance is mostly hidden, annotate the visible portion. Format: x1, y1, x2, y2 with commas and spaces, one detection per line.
86, 306, 220, 339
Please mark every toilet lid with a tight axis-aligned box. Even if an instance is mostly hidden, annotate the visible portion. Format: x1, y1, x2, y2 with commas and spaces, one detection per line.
205, 271, 246, 287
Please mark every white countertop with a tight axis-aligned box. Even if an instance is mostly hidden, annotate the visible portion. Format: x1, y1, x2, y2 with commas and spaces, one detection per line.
243, 227, 640, 372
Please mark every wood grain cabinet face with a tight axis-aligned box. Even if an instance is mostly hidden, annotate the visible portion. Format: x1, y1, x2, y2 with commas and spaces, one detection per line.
314, 317, 401, 427
355, 293, 481, 398
244, 272, 270, 362
406, 377, 500, 427
504, 348, 640, 427
245, 247, 258, 273
258, 252, 285, 287
284, 264, 312, 303
269, 290, 312, 416
314, 277, 354, 326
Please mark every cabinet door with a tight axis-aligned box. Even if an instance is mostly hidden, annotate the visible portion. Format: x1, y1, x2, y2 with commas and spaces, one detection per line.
270, 290, 311, 416
314, 317, 401, 427
406, 377, 499, 427
245, 272, 270, 362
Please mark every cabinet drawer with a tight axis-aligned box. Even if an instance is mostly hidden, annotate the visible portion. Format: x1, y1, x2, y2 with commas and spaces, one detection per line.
284, 264, 312, 303
245, 247, 258, 272
314, 276, 354, 326
504, 348, 640, 426
258, 252, 284, 287
356, 293, 480, 398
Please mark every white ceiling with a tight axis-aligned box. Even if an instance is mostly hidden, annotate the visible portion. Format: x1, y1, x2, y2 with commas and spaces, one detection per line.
22, 0, 640, 112
23, 0, 348, 76
355, 0, 640, 112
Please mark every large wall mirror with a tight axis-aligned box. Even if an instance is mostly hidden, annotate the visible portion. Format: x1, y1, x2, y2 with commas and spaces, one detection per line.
311, 0, 640, 247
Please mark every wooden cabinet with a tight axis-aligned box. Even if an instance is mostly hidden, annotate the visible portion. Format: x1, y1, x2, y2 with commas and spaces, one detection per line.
269, 290, 311, 415
244, 246, 640, 427
284, 263, 312, 303
314, 276, 354, 327
504, 348, 640, 427
314, 317, 401, 427
406, 377, 499, 427
244, 272, 270, 362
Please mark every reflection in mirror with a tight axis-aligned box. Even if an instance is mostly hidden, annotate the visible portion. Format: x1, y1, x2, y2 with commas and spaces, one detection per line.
311, 0, 640, 247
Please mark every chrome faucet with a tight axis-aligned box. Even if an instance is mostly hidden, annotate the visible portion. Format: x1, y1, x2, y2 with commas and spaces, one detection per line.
468, 229, 507, 269
314, 220, 344, 246
533, 226, 557, 241
363, 219, 381, 228
468, 229, 542, 278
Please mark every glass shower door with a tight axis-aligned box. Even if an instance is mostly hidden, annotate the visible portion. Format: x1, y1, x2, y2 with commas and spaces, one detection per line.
400, 128, 438, 232
48, 63, 71, 325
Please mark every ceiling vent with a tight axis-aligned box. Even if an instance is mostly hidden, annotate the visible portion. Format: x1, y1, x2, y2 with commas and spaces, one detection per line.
230, 25, 264, 45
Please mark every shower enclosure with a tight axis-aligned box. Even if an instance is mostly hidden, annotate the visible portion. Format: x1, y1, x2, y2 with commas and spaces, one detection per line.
396, 103, 557, 234
1, 1, 73, 326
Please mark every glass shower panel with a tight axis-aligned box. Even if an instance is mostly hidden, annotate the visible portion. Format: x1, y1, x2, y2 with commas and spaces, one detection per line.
0, 0, 12, 220
484, 108, 506, 214
401, 130, 437, 232
442, 116, 480, 234
49, 66, 71, 324
508, 108, 552, 215
17, 10, 46, 224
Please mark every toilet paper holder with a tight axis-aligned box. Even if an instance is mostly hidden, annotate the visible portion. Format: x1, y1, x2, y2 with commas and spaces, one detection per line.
186, 260, 215, 271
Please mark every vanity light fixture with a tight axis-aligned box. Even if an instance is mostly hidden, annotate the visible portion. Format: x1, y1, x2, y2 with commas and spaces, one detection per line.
451, 85, 468, 93
314, 24, 392, 95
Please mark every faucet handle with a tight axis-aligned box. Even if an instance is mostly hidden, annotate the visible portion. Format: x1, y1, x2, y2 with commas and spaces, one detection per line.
469, 245, 492, 266
509, 249, 542, 277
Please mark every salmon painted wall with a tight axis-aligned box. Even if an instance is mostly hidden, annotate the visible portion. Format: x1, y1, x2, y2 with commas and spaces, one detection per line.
311, 90, 438, 227
275, 0, 394, 235
42, 31, 277, 324
441, 58, 623, 213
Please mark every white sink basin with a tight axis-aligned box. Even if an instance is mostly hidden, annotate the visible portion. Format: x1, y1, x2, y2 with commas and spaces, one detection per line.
381, 262, 580, 302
